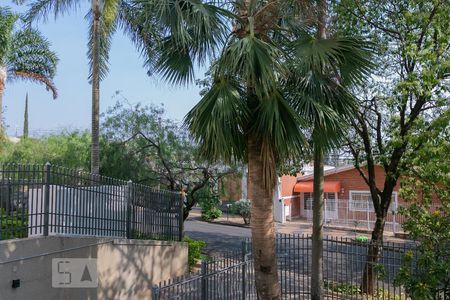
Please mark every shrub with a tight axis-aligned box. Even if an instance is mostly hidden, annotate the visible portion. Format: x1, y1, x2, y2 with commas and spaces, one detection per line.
183, 236, 206, 270
230, 199, 251, 224
198, 186, 222, 221
201, 207, 222, 221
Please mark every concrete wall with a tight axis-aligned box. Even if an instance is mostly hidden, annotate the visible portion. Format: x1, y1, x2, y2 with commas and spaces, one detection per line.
0, 236, 188, 300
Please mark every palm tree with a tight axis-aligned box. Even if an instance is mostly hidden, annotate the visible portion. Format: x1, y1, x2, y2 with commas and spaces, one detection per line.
285, 14, 374, 300
0, 7, 58, 130
18, 0, 126, 173
183, 0, 373, 297
20, 0, 225, 174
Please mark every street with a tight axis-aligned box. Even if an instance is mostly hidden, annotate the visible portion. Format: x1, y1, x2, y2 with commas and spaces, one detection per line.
184, 219, 251, 255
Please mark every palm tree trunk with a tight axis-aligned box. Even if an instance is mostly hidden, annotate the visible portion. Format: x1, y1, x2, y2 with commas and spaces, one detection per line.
311, 1, 327, 298
91, 0, 101, 175
0, 83, 4, 131
0, 66, 6, 131
311, 144, 324, 300
248, 134, 281, 299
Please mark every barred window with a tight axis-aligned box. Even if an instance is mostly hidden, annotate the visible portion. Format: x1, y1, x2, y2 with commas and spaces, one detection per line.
304, 192, 336, 210
349, 191, 396, 212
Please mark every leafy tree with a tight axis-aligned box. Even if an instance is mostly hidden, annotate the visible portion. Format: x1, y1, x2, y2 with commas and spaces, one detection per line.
332, 0, 450, 293
102, 100, 234, 220
0, 7, 58, 128
0, 131, 91, 170
185, 1, 372, 297
395, 110, 450, 299
230, 199, 251, 225
19, 0, 225, 174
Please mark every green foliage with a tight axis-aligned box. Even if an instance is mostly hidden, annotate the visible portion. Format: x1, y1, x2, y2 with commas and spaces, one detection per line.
197, 184, 222, 221
324, 280, 404, 299
201, 207, 222, 222
230, 199, 251, 225
0, 7, 17, 66
0, 132, 91, 170
324, 280, 361, 295
395, 110, 450, 300
0, 209, 28, 240
183, 235, 206, 270
102, 99, 235, 220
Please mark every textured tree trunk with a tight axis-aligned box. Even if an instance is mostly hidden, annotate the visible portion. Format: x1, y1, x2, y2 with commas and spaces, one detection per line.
311, 144, 324, 300
248, 134, 281, 299
311, 0, 327, 298
0, 83, 4, 131
0, 66, 6, 131
362, 203, 386, 294
91, 0, 101, 175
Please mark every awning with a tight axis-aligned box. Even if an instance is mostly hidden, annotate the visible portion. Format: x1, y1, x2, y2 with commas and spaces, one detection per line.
293, 181, 341, 193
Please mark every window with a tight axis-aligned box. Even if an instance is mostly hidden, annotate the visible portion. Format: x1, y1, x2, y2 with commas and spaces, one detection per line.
304, 192, 337, 210
349, 191, 397, 212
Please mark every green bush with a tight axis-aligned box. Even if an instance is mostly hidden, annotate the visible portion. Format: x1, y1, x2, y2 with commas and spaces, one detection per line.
201, 207, 222, 221
230, 199, 251, 224
0, 209, 28, 240
198, 186, 222, 221
183, 236, 206, 270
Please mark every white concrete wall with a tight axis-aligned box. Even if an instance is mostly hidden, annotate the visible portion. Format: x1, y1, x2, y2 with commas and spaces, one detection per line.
273, 178, 285, 223
0, 236, 188, 300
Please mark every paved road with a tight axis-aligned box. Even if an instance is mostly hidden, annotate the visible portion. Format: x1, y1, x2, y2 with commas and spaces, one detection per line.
184, 219, 251, 255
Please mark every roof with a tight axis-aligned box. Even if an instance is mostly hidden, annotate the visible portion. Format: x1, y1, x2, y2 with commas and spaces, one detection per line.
297, 164, 356, 182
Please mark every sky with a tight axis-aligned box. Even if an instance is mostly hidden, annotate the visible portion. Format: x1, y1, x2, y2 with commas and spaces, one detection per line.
3, 1, 204, 136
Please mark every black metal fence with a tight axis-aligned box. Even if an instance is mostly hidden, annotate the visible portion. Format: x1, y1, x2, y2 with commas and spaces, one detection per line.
153, 234, 422, 299
0, 163, 183, 241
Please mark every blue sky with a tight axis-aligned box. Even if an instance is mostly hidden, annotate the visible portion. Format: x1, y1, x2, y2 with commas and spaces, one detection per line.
3, 1, 203, 136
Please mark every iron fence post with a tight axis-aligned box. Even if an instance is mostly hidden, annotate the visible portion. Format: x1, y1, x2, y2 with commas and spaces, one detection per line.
6, 177, 11, 217
201, 261, 207, 300
151, 284, 160, 300
179, 192, 184, 241
126, 180, 133, 239
43, 162, 51, 236
241, 241, 247, 300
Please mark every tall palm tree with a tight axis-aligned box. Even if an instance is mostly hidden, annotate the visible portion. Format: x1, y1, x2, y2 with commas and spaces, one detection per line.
0, 7, 58, 130
19, 0, 225, 174
183, 0, 373, 297
18, 0, 127, 173
286, 19, 374, 300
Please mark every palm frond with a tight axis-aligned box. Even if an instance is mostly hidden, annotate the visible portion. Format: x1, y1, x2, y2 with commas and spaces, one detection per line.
251, 89, 308, 188
87, 0, 120, 81
7, 27, 58, 98
126, 0, 227, 85
12, 71, 57, 98
292, 32, 375, 87
216, 35, 285, 99
0, 7, 18, 66
286, 33, 374, 149
21, 0, 80, 23
184, 76, 248, 162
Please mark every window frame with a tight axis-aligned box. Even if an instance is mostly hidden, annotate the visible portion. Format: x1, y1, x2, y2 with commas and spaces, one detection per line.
349, 190, 397, 212
303, 192, 338, 211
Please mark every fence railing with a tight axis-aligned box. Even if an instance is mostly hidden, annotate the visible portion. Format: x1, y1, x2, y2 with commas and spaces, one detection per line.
0, 163, 183, 241
153, 234, 424, 299
298, 198, 441, 233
